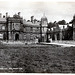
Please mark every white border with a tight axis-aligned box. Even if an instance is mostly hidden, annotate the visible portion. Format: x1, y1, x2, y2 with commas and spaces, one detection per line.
0, 0, 74, 74
0, 0, 75, 2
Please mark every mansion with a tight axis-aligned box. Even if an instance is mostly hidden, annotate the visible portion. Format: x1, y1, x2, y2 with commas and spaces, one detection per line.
0, 12, 75, 43
0, 12, 48, 43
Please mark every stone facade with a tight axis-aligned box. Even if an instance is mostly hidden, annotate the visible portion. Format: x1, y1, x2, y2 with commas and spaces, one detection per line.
41, 14, 48, 42
0, 12, 48, 43
0, 12, 74, 42
0, 16, 6, 40
7, 13, 23, 41
23, 21, 40, 42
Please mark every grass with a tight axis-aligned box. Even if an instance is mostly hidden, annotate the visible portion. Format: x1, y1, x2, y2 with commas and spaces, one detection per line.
0, 43, 75, 73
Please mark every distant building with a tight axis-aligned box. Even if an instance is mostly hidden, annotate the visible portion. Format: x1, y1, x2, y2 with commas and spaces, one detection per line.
0, 12, 74, 42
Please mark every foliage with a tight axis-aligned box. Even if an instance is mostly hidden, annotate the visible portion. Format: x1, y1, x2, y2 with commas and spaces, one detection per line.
58, 20, 66, 25
63, 26, 73, 40
47, 22, 57, 28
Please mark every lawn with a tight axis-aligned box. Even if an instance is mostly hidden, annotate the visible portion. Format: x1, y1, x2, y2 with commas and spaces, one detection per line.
0, 43, 75, 73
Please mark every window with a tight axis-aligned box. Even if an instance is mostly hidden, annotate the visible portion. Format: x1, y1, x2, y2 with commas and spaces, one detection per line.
14, 23, 20, 30
30, 34, 33, 40
13, 23, 14, 28
37, 27, 39, 30
2, 26, 5, 30
30, 27, 33, 31
0, 34, 3, 39
24, 34, 26, 39
24, 28, 26, 32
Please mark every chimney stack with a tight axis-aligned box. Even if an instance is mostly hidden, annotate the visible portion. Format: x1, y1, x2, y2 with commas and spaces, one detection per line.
31, 16, 34, 23
6, 12, 8, 18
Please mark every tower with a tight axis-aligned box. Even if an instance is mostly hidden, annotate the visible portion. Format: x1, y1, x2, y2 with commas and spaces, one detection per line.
41, 13, 48, 42
41, 13, 48, 26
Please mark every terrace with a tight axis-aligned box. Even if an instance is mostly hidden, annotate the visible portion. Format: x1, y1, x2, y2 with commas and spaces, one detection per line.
1, 40, 75, 47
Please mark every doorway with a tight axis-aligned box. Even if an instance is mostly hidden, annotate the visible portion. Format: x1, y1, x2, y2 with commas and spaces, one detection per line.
15, 33, 19, 41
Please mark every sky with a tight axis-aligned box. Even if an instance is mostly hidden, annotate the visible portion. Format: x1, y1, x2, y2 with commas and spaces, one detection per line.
0, 0, 75, 23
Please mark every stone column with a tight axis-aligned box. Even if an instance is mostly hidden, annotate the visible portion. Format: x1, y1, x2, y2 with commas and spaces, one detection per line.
9, 32, 11, 40
54, 34, 57, 41
60, 29, 62, 41
8, 22, 11, 40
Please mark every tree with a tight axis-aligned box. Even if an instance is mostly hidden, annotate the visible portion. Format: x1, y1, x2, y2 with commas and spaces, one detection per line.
58, 20, 66, 25
47, 22, 56, 29
63, 26, 73, 40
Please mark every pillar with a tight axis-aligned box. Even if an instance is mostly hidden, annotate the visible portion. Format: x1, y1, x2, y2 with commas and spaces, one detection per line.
54, 34, 57, 41
60, 29, 62, 41
9, 32, 11, 40
8, 22, 12, 40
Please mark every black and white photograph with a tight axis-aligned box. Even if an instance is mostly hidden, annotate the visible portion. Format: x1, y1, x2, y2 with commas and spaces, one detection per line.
0, 0, 75, 73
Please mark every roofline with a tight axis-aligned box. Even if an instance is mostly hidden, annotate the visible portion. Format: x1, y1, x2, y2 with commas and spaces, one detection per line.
23, 24, 40, 27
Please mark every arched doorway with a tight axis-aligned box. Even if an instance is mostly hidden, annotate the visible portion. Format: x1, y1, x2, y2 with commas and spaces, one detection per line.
15, 33, 19, 41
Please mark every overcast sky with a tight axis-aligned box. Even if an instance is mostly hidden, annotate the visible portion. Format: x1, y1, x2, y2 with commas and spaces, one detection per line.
0, 0, 75, 23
